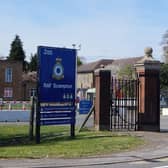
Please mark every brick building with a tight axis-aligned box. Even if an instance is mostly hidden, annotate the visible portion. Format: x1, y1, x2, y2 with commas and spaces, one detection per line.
0, 60, 23, 100
0, 59, 37, 101
0, 57, 143, 101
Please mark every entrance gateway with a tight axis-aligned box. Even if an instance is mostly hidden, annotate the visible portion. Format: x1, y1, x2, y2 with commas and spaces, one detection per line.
110, 78, 139, 131
36, 46, 77, 143
94, 47, 160, 132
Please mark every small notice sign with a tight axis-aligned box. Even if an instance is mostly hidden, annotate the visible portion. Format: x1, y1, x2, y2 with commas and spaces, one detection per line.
79, 100, 93, 114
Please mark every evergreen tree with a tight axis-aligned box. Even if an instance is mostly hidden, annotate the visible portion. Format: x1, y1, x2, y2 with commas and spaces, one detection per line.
8, 35, 25, 62
29, 53, 37, 71
160, 63, 168, 91
77, 56, 83, 66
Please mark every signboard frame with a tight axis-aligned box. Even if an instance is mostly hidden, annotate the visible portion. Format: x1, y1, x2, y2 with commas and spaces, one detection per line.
36, 46, 77, 143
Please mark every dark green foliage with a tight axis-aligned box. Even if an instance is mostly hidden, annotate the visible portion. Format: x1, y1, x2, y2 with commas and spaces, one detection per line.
160, 63, 168, 90
116, 65, 136, 98
8, 35, 25, 62
23, 60, 29, 72
117, 64, 135, 79
77, 56, 83, 66
29, 53, 37, 71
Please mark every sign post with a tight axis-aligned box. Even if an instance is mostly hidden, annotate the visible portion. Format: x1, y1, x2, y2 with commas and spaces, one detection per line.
36, 46, 76, 143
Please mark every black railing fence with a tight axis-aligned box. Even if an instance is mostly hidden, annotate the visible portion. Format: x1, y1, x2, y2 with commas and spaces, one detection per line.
110, 78, 139, 131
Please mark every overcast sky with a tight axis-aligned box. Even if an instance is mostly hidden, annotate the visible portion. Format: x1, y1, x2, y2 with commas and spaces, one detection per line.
0, 0, 168, 62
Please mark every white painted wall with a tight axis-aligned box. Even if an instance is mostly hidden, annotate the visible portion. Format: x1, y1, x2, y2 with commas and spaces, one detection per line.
0, 110, 30, 122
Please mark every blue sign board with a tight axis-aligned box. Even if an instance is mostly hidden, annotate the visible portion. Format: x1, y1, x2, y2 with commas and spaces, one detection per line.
37, 46, 76, 126
38, 46, 76, 103
79, 100, 93, 114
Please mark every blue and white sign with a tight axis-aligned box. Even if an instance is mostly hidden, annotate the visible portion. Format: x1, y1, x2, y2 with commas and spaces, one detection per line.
79, 100, 93, 114
37, 46, 77, 126
38, 46, 76, 103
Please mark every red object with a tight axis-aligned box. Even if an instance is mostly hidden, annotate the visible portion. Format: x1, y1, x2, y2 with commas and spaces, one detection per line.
116, 89, 123, 99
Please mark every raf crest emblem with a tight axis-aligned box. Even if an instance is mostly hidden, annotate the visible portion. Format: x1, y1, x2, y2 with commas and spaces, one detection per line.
52, 57, 64, 80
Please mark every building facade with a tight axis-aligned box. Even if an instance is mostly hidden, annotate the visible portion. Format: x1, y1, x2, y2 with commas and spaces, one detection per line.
0, 59, 37, 101
0, 57, 142, 101
77, 59, 113, 89
0, 60, 23, 101
77, 57, 143, 90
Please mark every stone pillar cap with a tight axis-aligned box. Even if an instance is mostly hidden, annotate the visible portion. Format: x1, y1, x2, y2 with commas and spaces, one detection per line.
136, 47, 160, 64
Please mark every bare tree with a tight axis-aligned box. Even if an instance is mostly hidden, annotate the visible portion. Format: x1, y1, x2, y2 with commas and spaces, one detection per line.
161, 30, 168, 63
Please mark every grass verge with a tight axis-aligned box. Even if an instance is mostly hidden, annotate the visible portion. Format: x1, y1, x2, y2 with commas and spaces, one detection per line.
0, 125, 144, 158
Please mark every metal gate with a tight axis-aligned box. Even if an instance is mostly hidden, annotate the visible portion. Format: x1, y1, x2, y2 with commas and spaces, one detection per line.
110, 78, 139, 131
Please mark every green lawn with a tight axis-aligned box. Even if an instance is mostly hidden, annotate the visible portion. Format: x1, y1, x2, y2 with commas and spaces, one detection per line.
0, 125, 143, 158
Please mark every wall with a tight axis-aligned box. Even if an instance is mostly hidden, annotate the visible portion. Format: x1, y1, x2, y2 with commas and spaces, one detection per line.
77, 72, 94, 88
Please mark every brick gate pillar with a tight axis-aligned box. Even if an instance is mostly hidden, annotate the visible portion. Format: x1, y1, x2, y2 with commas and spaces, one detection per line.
134, 47, 160, 131
94, 70, 111, 131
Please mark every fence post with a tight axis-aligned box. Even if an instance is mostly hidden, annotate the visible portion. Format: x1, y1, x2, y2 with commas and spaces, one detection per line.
94, 70, 111, 131
134, 47, 160, 131
29, 96, 35, 140
35, 98, 40, 143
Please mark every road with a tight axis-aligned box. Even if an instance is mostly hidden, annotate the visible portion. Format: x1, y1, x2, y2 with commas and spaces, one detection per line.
78, 159, 168, 168
0, 157, 168, 168
160, 115, 168, 131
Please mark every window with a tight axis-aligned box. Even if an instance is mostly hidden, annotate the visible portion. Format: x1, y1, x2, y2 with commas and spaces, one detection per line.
4, 88, 13, 98
5, 67, 12, 82
29, 88, 37, 97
